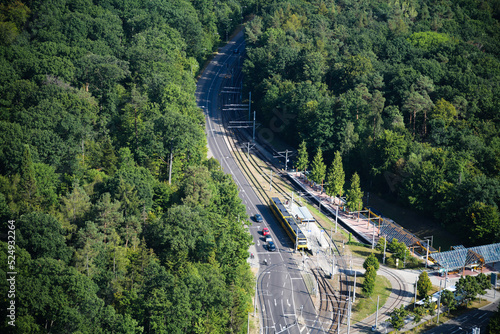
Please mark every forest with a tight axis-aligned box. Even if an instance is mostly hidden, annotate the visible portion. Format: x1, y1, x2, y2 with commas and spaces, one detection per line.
0, 0, 256, 332
243, 0, 500, 246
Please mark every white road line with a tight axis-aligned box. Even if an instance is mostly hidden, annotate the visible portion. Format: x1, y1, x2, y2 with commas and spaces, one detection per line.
267, 299, 275, 327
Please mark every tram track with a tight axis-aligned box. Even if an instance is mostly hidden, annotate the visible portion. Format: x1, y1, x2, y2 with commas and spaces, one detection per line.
218, 64, 354, 332
211, 39, 412, 334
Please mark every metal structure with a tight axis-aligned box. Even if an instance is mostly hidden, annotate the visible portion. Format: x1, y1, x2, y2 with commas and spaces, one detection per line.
431, 243, 500, 272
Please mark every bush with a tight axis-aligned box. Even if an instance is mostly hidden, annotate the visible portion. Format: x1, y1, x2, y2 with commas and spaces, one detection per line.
407, 255, 422, 268
363, 266, 377, 296
363, 253, 380, 271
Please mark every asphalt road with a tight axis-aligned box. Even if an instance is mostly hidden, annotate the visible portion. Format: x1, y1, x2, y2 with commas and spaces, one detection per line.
423, 298, 498, 334
195, 31, 330, 333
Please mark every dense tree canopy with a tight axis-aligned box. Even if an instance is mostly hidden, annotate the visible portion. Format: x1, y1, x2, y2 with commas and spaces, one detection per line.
0, 0, 257, 332
243, 0, 500, 246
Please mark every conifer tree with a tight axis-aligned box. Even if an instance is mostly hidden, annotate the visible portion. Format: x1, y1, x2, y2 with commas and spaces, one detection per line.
296, 140, 308, 175
417, 271, 432, 299
325, 151, 345, 200
310, 147, 326, 191
346, 172, 363, 218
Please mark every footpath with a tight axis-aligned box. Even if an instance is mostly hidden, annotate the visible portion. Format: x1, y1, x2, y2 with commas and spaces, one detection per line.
241, 142, 500, 333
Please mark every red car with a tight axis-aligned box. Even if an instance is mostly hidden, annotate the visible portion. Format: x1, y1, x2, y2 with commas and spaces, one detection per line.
262, 227, 270, 236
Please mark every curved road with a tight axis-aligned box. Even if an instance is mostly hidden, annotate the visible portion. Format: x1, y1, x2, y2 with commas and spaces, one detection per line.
195, 31, 329, 333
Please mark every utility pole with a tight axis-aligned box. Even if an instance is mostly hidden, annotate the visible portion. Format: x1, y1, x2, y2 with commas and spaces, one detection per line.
425, 238, 430, 269
248, 91, 251, 120
371, 222, 376, 249
347, 293, 351, 334
331, 251, 335, 278
437, 279, 442, 324
285, 149, 289, 171
414, 277, 418, 309
375, 295, 380, 329
337, 310, 341, 334
269, 170, 273, 191
383, 236, 387, 265
252, 110, 256, 142
295, 229, 298, 253
353, 271, 357, 303
335, 205, 339, 233
254, 272, 258, 316
275, 149, 293, 171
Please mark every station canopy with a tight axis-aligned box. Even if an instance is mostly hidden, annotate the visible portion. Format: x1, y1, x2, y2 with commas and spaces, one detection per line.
378, 218, 438, 253
290, 203, 315, 223
431, 243, 500, 271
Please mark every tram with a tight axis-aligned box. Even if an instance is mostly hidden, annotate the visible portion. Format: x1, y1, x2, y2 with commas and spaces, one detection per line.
269, 197, 308, 250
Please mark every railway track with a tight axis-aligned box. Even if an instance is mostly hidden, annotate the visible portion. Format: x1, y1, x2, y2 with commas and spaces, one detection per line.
348, 257, 410, 333
217, 57, 354, 332
311, 267, 350, 333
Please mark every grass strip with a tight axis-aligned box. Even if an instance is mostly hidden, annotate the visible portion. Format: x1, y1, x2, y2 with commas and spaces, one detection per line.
352, 275, 391, 323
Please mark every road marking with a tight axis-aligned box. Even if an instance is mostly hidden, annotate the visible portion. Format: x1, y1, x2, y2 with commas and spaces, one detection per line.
274, 299, 277, 307
287, 299, 291, 307
283, 282, 286, 287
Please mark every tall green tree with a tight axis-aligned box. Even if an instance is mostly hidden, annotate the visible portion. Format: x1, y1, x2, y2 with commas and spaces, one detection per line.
296, 140, 308, 174
440, 289, 457, 315
325, 151, 345, 200
417, 271, 432, 299
17, 212, 72, 263
19, 144, 37, 208
346, 172, 363, 216
466, 202, 500, 245
362, 265, 377, 296
154, 111, 204, 184
60, 180, 92, 232
310, 147, 326, 190
389, 305, 408, 331
455, 275, 487, 307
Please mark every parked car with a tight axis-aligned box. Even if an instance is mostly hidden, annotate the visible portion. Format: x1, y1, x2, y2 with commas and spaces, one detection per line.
254, 214, 263, 222
262, 227, 270, 236
267, 241, 276, 252
265, 236, 272, 243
